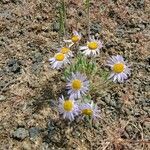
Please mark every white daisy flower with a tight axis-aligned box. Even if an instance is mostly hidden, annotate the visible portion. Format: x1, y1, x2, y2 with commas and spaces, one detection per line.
80, 101, 100, 120
58, 95, 79, 121
64, 30, 81, 47
106, 55, 131, 83
58, 47, 73, 57
49, 53, 70, 69
66, 72, 89, 99
79, 36, 103, 57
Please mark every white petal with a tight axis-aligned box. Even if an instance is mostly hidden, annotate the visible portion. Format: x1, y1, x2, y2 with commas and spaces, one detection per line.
64, 39, 72, 43
69, 43, 74, 48
73, 30, 78, 35
79, 46, 88, 50
108, 73, 115, 79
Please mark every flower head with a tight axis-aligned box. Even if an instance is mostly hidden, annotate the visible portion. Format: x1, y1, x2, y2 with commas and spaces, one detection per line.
106, 55, 131, 83
58, 95, 79, 121
80, 101, 100, 120
64, 30, 81, 47
49, 53, 70, 69
58, 47, 73, 57
79, 36, 103, 57
66, 72, 89, 99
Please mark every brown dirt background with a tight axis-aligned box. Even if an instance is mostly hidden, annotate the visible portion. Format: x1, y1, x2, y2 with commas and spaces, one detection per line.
0, 0, 149, 150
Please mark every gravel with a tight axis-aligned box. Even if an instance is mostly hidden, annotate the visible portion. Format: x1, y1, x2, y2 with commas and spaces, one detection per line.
31, 52, 43, 63
52, 22, 59, 32
11, 128, 29, 140
7, 59, 21, 74
29, 127, 40, 139
0, 95, 6, 101
90, 22, 101, 35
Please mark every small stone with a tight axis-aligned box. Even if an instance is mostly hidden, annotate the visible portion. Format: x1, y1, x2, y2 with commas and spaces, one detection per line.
31, 63, 42, 74
36, 15, 43, 21
145, 85, 150, 92
41, 142, 49, 150
0, 125, 3, 130
52, 22, 59, 32
12, 128, 29, 140
29, 127, 39, 138
71, 143, 78, 149
0, 95, 6, 101
126, 125, 133, 132
116, 28, 125, 37
46, 121, 62, 144
22, 141, 32, 150
90, 22, 101, 34
138, 24, 145, 30
32, 52, 43, 63
7, 59, 21, 73
123, 107, 132, 115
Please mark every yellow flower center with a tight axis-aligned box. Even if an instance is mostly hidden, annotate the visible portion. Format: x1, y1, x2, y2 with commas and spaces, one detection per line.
63, 100, 74, 112
71, 35, 79, 43
82, 109, 93, 116
72, 79, 82, 90
88, 42, 98, 50
113, 63, 124, 73
55, 53, 65, 61
61, 47, 70, 54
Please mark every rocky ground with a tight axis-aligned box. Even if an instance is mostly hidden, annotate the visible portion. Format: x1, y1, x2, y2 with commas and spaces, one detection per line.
0, 0, 150, 150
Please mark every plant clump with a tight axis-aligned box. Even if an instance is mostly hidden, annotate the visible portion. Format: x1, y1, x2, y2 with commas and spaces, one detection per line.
49, 29, 131, 123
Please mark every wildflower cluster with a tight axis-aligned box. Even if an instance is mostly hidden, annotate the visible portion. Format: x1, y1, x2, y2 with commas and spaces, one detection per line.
49, 30, 131, 121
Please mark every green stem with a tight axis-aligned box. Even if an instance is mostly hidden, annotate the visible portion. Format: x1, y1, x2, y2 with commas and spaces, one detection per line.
59, 0, 66, 40
86, 0, 90, 39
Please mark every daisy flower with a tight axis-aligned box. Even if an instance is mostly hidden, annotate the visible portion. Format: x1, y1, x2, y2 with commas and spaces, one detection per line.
106, 55, 131, 83
66, 72, 89, 99
64, 30, 81, 47
80, 101, 100, 120
58, 95, 79, 121
49, 53, 70, 69
79, 36, 103, 57
58, 47, 73, 57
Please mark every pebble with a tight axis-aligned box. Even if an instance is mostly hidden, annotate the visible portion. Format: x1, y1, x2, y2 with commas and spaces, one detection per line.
44, 121, 62, 144
12, 128, 29, 140
22, 141, 32, 150
52, 22, 59, 32
0, 95, 6, 101
127, 28, 141, 34
31, 63, 42, 74
29, 127, 40, 139
116, 28, 125, 37
41, 142, 49, 150
138, 23, 145, 30
31, 52, 43, 63
7, 59, 21, 73
90, 22, 101, 34
125, 125, 133, 133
